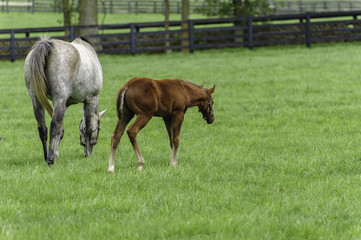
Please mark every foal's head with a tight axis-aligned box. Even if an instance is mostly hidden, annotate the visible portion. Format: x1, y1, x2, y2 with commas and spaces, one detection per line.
198, 85, 215, 124
79, 110, 107, 156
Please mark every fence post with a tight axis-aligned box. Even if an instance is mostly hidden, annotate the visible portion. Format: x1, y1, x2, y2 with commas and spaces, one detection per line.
248, 16, 253, 50
70, 26, 75, 41
188, 20, 194, 53
305, 13, 311, 48
10, 30, 15, 62
130, 24, 136, 56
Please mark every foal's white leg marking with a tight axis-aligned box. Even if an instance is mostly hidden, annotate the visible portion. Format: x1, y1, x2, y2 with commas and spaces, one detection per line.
107, 154, 115, 173
135, 151, 145, 171
171, 146, 178, 166
108, 142, 117, 173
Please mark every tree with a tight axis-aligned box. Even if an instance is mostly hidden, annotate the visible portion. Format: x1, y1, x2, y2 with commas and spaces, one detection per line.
62, 0, 71, 28
78, 0, 98, 36
164, 0, 171, 53
58, 0, 76, 36
181, 0, 190, 52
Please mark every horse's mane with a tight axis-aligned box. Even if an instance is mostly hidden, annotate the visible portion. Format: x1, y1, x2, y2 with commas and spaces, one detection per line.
180, 79, 203, 89
78, 36, 93, 46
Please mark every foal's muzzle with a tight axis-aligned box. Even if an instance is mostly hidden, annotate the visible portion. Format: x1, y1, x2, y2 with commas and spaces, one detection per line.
206, 113, 214, 124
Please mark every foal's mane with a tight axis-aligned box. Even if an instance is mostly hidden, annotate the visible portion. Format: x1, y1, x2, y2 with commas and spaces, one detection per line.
180, 79, 203, 90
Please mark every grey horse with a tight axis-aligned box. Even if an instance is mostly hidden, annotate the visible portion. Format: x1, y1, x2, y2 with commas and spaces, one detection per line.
25, 36, 106, 165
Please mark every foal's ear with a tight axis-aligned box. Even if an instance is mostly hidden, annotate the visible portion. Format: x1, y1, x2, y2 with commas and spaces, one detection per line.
99, 109, 107, 117
208, 85, 216, 94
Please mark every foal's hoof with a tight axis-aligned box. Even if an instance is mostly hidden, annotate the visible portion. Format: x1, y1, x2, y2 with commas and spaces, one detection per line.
107, 167, 114, 173
137, 165, 143, 171
170, 161, 178, 167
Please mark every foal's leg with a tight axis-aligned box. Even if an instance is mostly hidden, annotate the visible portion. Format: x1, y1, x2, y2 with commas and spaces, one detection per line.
108, 109, 134, 173
126, 114, 152, 170
32, 98, 48, 162
47, 99, 66, 165
163, 116, 173, 149
170, 113, 184, 166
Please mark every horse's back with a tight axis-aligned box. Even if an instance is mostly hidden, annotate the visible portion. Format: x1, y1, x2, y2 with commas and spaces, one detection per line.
70, 38, 103, 99
123, 78, 158, 114
45, 38, 102, 104
122, 78, 188, 116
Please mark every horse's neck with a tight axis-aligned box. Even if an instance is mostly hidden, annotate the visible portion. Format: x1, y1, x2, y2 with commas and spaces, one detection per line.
182, 82, 206, 107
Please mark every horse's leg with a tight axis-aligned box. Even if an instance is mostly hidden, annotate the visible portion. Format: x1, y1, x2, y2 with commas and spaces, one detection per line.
126, 114, 152, 170
32, 98, 48, 162
83, 96, 100, 157
163, 116, 173, 149
108, 109, 134, 173
170, 113, 184, 166
47, 99, 66, 165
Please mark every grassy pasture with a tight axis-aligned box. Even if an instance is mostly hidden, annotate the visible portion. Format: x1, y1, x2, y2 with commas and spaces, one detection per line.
0, 12, 205, 30
2, 43, 361, 239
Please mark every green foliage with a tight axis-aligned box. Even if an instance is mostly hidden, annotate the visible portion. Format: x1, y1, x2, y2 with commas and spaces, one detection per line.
2, 42, 361, 239
196, 0, 275, 17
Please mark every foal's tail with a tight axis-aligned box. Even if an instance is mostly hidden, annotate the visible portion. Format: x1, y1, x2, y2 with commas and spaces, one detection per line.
27, 36, 54, 117
116, 87, 128, 119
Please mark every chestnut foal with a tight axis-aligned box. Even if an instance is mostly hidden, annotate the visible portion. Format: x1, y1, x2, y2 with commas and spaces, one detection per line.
107, 77, 215, 172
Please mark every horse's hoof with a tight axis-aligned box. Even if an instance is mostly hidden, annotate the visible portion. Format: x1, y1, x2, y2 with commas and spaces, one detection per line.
170, 161, 178, 167
107, 166, 114, 173
137, 166, 143, 171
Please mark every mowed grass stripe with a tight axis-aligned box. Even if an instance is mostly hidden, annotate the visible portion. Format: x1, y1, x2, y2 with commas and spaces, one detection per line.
2, 43, 361, 239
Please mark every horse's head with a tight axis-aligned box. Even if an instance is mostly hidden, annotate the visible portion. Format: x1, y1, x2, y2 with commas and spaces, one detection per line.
198, 85, 215, 124
79, 109, 107, 157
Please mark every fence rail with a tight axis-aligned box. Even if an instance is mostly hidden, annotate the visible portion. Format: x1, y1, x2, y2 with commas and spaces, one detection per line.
271, 1, 361, 14
2, 11, 361, 61
2, 0, 361, 14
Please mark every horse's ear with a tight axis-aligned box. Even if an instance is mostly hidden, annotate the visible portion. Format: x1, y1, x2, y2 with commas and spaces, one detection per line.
208, 85, 215, 94
99, 109, 107, 117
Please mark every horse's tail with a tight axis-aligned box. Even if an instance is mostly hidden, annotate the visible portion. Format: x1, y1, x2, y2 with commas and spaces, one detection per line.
116, 87, 128, 119
28, 36, 54, 117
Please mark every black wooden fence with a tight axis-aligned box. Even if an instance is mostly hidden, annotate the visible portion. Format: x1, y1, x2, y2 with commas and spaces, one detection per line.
2, 0, 361, 14
2, 11, 361, 61
271, 1, 361, 14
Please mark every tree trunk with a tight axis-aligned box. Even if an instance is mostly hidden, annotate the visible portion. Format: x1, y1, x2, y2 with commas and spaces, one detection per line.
181, 0, 189, 52
164, 0, 171, 53
62, 0, 71, 36
233, 0, 242, 17
78, 0, 98, 36
232, 0, 246, 45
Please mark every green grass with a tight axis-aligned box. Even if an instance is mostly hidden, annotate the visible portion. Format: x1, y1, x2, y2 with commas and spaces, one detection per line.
3, 43, 361, 239
0, 12, 205, 30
